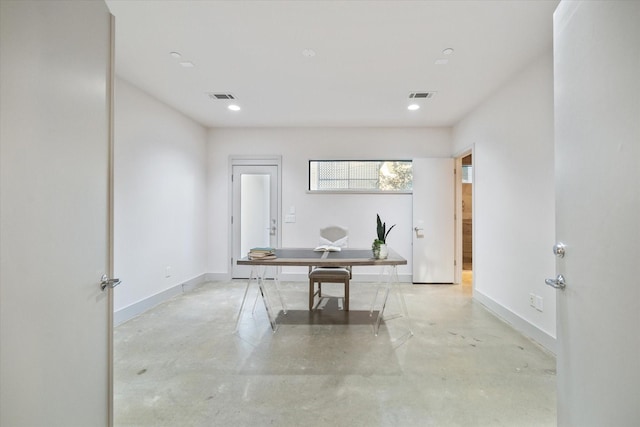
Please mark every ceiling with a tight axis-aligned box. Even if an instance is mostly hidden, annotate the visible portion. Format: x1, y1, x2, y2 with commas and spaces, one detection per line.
106, 0, 559, 128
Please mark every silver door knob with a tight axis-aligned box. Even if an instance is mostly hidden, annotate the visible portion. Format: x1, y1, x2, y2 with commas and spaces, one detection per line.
553, 242, 566, 258
545, 274, 566, 290
100, 274, 121, 291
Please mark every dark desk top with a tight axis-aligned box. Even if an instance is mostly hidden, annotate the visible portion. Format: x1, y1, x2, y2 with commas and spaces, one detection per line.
237, 248, 407, 267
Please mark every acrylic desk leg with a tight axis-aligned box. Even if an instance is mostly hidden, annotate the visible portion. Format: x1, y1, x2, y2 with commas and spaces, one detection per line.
373, 266, 394, 336
251, 266, 286, 316
369, 288, 380, 316
235, 266, 278, 333
369, 267, 387, 315
394, 268, 410, 319
251, 266, 266, 315
372, 266, 413, 341
257, 270, 278, 332
391, 267, 414, 340
373, 287, 391, 336
273, 267, 288, 314
234, 268, 255, 333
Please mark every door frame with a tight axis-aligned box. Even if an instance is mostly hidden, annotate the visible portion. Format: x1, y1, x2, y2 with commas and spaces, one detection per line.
107, 12, 115, 426
453, 145, 474, 286
228, 156, 282, 278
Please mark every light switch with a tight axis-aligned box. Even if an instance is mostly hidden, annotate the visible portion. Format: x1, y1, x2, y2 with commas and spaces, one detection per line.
285, 214, 296, 223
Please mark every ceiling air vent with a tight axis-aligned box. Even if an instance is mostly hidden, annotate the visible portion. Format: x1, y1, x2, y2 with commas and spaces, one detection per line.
207, 92, 236, 100
409, 92, 436, 99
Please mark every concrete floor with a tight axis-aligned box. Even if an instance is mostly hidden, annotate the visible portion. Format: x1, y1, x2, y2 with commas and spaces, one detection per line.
114, 275, 556, 426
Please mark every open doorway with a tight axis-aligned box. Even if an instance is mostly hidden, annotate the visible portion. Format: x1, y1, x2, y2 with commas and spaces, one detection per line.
455, 151, 473, 291
461, 154, 473, 289
461, 154, 473, 270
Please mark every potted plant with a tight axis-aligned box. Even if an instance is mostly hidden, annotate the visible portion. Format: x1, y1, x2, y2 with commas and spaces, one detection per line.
372, 214, 395, 259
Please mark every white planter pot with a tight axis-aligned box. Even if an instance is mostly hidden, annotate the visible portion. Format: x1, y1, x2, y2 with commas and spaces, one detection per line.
378, 244, 389, 259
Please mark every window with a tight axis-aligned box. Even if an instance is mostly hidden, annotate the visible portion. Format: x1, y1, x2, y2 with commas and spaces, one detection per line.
309, 160, 412, 192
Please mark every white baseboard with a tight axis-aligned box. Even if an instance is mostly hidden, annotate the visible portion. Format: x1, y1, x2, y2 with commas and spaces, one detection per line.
114, 273, 209, 325
473, 290, 557, 355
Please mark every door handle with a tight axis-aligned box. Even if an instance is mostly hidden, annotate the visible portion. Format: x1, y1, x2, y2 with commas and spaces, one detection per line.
414, 227, 424, 232
100, 274, 121, 291
545, 274, 566, 290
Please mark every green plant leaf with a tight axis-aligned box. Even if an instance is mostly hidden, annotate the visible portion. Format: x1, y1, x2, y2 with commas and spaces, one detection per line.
376, 214, 395, 243
385, 224, 396, 242
376, 214, 385, 241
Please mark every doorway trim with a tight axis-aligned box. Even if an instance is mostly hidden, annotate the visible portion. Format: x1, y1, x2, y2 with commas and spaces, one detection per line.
107, 13, 116, 426
454, 146, 474, 287
228, 156, 282, 277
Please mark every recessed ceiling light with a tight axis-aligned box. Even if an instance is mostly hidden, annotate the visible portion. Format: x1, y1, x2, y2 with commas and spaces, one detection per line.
442, 48, 454, 55
435, 59, 449, 65
408, 104, 420, 111
170, 51, 182, 59
228, 104, 241, 111
302, 49, 316, 57
179, 61, 194, 68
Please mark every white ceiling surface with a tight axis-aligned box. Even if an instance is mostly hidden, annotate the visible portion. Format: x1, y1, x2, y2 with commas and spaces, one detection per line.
106, 0, 558, 128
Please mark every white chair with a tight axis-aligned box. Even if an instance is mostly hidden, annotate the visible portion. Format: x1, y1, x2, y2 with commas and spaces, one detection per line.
308, 226, 351, 310
318, 225, 349, 248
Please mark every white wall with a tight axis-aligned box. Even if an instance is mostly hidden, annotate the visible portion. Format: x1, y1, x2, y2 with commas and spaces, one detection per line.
207, 127, 452, 279
453, 52, 557, 350
113, 78, 208, 314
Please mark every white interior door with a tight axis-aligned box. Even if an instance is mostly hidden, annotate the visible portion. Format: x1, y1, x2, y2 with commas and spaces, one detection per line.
232, 164, 279, 278
0, 1, 113, 425
412, 158, 455, 283
554, 1, 640, 425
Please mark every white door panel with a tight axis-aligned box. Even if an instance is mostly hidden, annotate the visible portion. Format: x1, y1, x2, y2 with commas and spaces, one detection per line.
412, 158, 455, 283
554, 1, 640, 424
0, 1, 113, 425
232, 165, 279, 278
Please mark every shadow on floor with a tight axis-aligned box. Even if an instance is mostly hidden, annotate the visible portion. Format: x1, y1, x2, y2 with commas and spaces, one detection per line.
275, 297, 380, 325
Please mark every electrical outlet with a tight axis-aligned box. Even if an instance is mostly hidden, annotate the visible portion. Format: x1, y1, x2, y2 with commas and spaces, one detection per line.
529, 293, 536, 307
165, 266, 172, 278
535, 295, 544, 312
